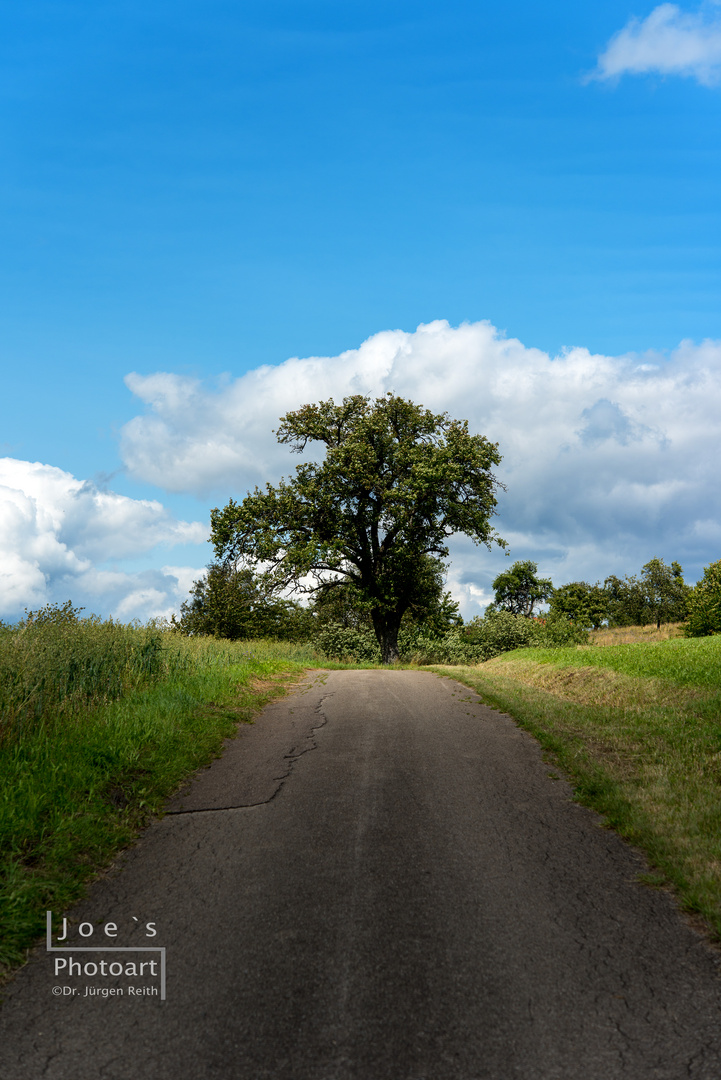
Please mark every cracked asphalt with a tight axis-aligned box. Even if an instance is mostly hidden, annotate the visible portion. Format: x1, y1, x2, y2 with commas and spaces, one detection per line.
2, 668, 721, 1079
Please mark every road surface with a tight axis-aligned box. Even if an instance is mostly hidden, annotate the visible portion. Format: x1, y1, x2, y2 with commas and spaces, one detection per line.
1, 669, 721, 1079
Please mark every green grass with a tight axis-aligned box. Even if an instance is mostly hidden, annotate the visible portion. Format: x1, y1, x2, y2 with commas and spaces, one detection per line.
0, 631, 322, 978
432, 633, 721, 941
514, 634, 721, 688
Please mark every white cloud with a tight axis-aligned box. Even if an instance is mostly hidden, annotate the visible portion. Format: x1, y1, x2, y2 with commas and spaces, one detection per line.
118, 320, 721, 618
0, 459, 207, 621
592, 3, 721, 85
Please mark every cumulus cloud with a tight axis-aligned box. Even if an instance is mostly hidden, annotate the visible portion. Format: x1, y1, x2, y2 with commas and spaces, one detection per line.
592, 3, 721, 85
0, 458, 207, 621
119, 320, 721, 615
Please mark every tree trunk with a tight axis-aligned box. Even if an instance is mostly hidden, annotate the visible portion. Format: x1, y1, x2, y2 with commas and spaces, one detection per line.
372, 611, 401, 664
380, 624, 400, 664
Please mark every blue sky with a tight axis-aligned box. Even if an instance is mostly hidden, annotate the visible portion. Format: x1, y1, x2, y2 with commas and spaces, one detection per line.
2, 1, 721, 621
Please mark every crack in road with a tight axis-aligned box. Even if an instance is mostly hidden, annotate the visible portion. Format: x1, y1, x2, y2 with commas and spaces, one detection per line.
166, 695, 332, 814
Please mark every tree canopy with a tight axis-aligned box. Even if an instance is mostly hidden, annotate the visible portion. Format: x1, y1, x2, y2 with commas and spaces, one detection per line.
640, 558, 690, 629
174, 562, 312, 641
605, 558, 690, 629
685, 560, 721, 637
490, 560, 553, 618
210, 393, 506, 662
549, 581, 608, 630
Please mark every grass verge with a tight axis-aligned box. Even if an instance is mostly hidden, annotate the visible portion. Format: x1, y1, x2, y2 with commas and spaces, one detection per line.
0, 637, 316, 981
430, 634, 721, 941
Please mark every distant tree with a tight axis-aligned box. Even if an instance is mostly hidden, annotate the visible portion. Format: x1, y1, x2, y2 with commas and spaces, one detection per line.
684, 560, 721, 637
550, 581, 608, 630
640, 557, 691, 629
210, 394, 505, 663
490, 560, 554, 618
604, 558, 690, 628
176, 562, 312, 640
412, 584, 464, 636
604, 573, 648, 627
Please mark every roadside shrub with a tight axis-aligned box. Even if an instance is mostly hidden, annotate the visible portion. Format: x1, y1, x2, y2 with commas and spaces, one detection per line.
315, 624, 485, 665
397, 626, 485, 665
315, 609, 589, 666
462, 610, 588, 661
685, 561, 721, 637
530, 612, 589, 648
315, 625, 381, 663
463, 610, 535, 660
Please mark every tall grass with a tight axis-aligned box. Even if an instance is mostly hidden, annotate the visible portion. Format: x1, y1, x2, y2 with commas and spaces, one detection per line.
0, 604, 330, 746
0, 615, 324, 979
1, 609, 167, 743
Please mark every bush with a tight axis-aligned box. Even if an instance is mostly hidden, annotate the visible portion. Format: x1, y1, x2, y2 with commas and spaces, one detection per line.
685, 561, 721, 637
463, 610, 588, 660
530, 612, 589, 648
315, 610, 589, 666
463, 610, 535, 660
315, 625, 381, 663
397, 626, 485, 665
315, 624, 485, 665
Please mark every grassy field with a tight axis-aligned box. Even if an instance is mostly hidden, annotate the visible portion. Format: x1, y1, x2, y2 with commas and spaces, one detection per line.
0, 625, 328, 980
434, 630, 721, 942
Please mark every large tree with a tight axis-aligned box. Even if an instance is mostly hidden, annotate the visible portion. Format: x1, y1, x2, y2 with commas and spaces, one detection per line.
210, 393, 506, 663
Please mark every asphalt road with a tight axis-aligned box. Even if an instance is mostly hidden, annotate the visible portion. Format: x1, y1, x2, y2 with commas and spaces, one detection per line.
2, 669, 721, 1079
